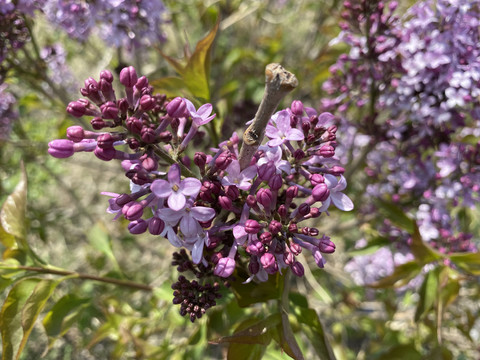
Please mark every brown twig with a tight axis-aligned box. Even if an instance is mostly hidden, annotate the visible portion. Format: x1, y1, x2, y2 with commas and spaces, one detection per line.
238, 63, 298, 169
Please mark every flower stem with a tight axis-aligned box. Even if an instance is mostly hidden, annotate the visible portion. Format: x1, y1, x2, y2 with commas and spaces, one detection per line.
16, 265, 153, 292
238, 63, 298, 169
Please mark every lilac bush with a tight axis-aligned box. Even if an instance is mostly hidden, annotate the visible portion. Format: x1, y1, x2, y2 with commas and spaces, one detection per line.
48, 65, 353, 321
0, 83, 17, 139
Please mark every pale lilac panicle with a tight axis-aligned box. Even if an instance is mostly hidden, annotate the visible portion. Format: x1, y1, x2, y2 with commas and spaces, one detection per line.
40, 43, 78, 94
0, 83, 17, 140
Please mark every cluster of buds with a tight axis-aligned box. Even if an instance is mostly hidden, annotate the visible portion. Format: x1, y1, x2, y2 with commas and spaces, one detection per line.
48, 65, 352, 320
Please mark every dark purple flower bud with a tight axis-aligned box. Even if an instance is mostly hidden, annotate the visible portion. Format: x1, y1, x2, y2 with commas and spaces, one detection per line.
302, 227, 309, 235
291, 100, 303, 116
67, 100, 87, 117
91, 117, 106, 130
126, 117, 143, 134
290, 261, 304, 277
211, 181, 222, 195
128, 138, 140, 150
97, 133, 115, 149
260, 253, 278, 274
166, 97, 187, 118
100, 101, 119, 120
119, 66, 138, 87
115, 193, 133, 206
100, 70, 113, 83
290, 242, 302, 256
319, 237, 335, 253
215, 151, 234, 170
219, 195, 233, 210
269, 220, 282, 234
84, 77, 98, 90
66, 126, 85, 142
310, 115, 318, 126
310, 174, 325, 186
94, 146, 116, 161
277, 205, 287, 218
283, 251, 295, 265
128, 219, 148, 234
140, 94, 155, 111
224, 186, 239, 200
247, 239, 265, 256
194, 152, 207, 168
288, 223, 298, 233
317, 145, 335, 158
245, 219, 261, 234
248, 258, 260, 274
312, 183, 330, 202
199, 218, 213, 228
118, 98, 129, 114
140, 156, 157, 172
207, 235, 221, 249
256, 188, 273, 209
122, 201, 144, 221
99, 78, 115, 100
214, 257, 236, 278
141, 127, 156, 143
293, 149, 305, 160
135, 76, 148, 90
48, 139, 75, 158
298, 203, 310, 216
286, 186, 298, 200
310, 207, 320, 218
309, 228, 319, 237
246, 194, 257, 208
258, 161, 276, 181
268, 174, 283, 190
329, 166, 345, 176
260, 231, 272, 245
301, 120, 311, 134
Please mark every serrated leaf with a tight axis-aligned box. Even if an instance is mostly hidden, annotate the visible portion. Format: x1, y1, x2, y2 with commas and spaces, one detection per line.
0, 278, 39, 360
18, 279, 62, 359
414, 268, 439, 322
42, 294, 90, 350
448, 252, 480, 275
1, 164, 27, 243
293, 306, 336, 360
369, 261, 422, 288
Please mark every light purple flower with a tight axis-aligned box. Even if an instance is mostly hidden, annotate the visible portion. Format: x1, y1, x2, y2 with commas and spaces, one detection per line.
151, 164, 201, 211
185, 99, 216, 125
158, 201, 215, 238
318, 175, 354, 212
257, 145, 291, 174
265, 110, 304, 146
221, 160, 257, 190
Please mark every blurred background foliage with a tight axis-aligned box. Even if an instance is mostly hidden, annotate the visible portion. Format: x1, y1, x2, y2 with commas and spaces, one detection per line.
1, 0, 479, 359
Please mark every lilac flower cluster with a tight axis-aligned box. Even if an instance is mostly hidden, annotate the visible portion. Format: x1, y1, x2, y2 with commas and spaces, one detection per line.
0, 83, 17, 140
43, 0, 168, 50
48, 66, 353, 320
40, 43, 78, 94
324, 0, 480, 282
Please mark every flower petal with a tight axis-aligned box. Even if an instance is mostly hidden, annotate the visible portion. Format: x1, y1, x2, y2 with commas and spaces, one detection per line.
324, 174, 338, 188
286, 128, 305, 141
167, 164, 181, 184
150, 179, 172, 198
180, 177, 202, 197
331, 192, 354, 211
317, 197, 331, 212
191, 206, 216, 222
267, 138, 284, 147
180, 214, 200, 237
158, 208, 183, 224
275, 110, 291, 133
164, 226, 182, 247
265, 125, 281, 139
191, 235, 205, 264
168, 191, 186, 211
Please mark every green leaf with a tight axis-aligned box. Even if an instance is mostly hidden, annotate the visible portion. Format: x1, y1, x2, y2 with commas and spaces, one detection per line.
293, 305, 336, 360
18, 279, 62, 359
448, 252, 480, 275
369, 261, 423, 288
87, 222, 120, 272
0, 225, 16, 249
42, 294, 90, 350
0, 278, 39, 360
410, 223, 442, 264
375, 199, 415, 234
182, 20, 219, 100
230, 271, 283, 307
414, 268, 439, 322
1, 164, 27, 244
227, 343, 266, 360
347, 237, 392, 256
377, 344, 422, 360
150, 76, 192, 99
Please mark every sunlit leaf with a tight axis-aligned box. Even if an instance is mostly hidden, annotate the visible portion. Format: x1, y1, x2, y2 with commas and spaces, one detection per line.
1, 164, 27, 243
0, 278, 39, 360
414, 268, 439, 322
369, 261, 422, 288
150, 76, 192, 98
448, 252, 480, 275
42, 294, 90, 351
230, 272, 283, 308
293, 305, 336, 360
18, 279, 62, 359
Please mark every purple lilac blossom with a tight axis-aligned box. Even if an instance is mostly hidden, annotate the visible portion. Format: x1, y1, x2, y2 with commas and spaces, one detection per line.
0, 83, 17, 139
48, 66, 353, 320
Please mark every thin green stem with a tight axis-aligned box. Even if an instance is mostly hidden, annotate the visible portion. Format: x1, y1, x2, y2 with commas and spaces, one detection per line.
16, 265, 153, 292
